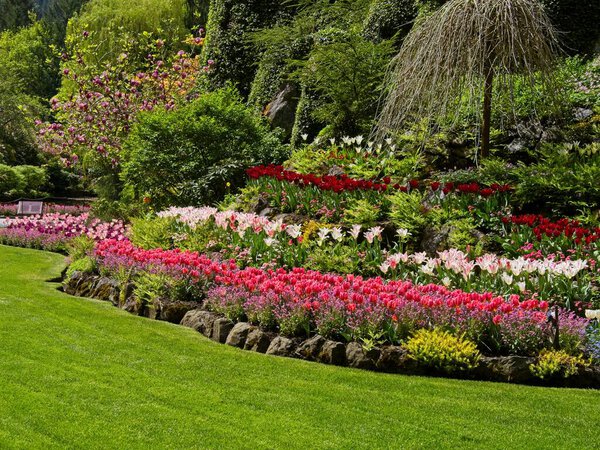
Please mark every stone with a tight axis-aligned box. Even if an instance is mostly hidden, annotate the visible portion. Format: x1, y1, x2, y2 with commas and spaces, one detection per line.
296, 335, 326, 361
481, 356, 536, 383
266, 336, 296, 357
317, 340, 346, 366
263, 83, 299, 138
346, 342, 380, 370
92, 277, 120, 305
180, 309, 219, 338
211, 317, 235, 343
157, 300, 199, 324
122, 296, 143, 316
377, 346, 409, 372
226, 322, 254, 348
244, 329, 272, 353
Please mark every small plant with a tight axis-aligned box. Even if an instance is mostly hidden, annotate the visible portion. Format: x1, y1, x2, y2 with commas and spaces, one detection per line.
66, 256, 97, 278
530, 349, 589, 380
342, 199, 381, 227
66, 235, 96, 261
405, 328, 481, 373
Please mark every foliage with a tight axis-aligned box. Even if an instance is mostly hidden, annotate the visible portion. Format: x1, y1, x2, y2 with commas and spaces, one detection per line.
0, 0, 36, 32
405, 328, 481, 373
66, 0, 189, 64
0, 20, 59, 165
66, 255, 96, 277
122, 88, 286, 209
66, 234, 95, 261
130, 216, 178, 250
362, 0, 416, 43
38, 32, 203, 205
0, 165, 22, 197
388, 191, 427, 237
304, 245, 360, 275
201, 0, 289, 97
292, 29, 394, 137
529, 349, 589, 379
342, 198, 381, 227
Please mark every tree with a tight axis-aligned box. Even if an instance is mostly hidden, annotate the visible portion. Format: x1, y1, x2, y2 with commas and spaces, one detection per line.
375, 0, 560, 158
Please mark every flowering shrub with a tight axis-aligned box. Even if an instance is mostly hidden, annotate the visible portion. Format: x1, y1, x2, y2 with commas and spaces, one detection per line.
92, 238, 590, 355
405, 328, 481, 373
529, 349, 589, 379
0, 213, 128, 251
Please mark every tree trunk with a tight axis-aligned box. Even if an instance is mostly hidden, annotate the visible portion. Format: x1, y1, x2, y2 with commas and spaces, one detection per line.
481, 68, 494, 159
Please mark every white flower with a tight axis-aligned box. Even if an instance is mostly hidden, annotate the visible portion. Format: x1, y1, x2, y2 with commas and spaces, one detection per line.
441, 277, 452, 287
317, 228, 330, 245
285, 224, 302, 239
329, 138, 336, 145
264, 237, 277, 247
501, 273, 514, 285
396, 228, 410, 239
517, 282, 526, 293
349, 224, 362, 240
301, 133, 308, 141
331, 227, 344, 242
385, 138, 393, 146
355, 135, 364, 145
379, 262, 390, 274
368, 226, 383, 239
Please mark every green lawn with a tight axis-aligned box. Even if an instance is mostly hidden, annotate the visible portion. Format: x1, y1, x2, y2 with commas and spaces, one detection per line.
0, 245, 599, 449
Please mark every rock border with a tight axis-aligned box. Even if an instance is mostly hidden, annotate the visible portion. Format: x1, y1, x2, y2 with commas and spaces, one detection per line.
64, 271, 600, 389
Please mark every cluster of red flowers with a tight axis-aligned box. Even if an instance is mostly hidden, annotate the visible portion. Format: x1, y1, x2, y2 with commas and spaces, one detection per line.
504, 214, 600, 245
95, 239, 549, 324
246, 165, 513, 196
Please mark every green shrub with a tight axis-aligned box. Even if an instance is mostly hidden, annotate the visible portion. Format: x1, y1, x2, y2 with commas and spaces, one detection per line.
529, 349, 589, 380
0, 164, 21, 197
66, 235, 96, 261
130, 216, 178, 250
12, 165, 48, 196
66, 256, 97, 278
405, 328, 481, 373
388, 191, 428, 236
342, 199, 381, 227
122, 88, 287, 209
292, 29, 394, 136
305, 245, 359, 275
362, 0, 416, 42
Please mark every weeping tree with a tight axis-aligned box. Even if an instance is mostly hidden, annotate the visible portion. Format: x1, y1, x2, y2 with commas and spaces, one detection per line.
375, 0, 561, 158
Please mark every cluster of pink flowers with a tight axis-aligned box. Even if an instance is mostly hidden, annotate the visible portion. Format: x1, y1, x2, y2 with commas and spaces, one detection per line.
92, 238, 587, 354
0, 213, 128, 251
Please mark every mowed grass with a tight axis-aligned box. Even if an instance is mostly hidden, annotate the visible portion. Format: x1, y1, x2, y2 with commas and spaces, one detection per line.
0, 245, 599, 449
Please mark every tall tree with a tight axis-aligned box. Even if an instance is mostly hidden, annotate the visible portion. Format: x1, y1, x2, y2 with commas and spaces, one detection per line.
375, 0, 561, 158
0, 0, 36, 31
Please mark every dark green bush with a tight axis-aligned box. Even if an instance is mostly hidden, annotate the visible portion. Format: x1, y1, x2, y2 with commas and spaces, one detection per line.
0, 164, 21, 197
122, 88, 286, 209
363, 0, 416, 42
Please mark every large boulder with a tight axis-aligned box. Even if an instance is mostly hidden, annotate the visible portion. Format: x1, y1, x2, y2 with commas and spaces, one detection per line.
91, 277, 120, 305
211, 318, 235, 344
156, 299, 199, 324
180, 309, 219, 338
296, 335, 326, 361
263, 83, 299, 138
346, 342, 380, 370
377, 346, 409, 373
480, 356, 536, 383
244, 329, 272, 353
317, 340, 347, 366
266, 336, 296, 358
226, 322, 255, 348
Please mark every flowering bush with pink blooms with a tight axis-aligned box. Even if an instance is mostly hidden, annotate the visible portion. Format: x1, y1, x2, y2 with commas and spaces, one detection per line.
92, 238, 590, 356
0, 213, 128, 252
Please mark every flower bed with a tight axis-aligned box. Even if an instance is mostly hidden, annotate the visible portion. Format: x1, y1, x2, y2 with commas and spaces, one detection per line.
0, 213, 128, 252
93, 238, 591, 357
